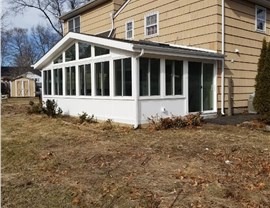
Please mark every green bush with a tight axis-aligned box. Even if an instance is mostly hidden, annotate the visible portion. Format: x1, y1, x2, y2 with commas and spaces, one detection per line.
28, 99, 62, 117
78, 112, 97, 124
254, 39, 270, 124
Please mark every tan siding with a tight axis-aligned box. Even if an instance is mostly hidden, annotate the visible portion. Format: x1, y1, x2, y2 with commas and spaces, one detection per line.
220, 0, 270, 110
114, 0, 219, 51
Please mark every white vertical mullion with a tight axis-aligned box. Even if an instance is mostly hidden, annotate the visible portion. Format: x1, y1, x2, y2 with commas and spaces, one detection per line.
52, 69, 55, 96
160, 59, 165, 98
122, 59, 124, 96
172, 61, 175, 96
63, 67, 66, 96
109, 59, 114, 97
101, 63, 104, 96
92, 63, 96, 96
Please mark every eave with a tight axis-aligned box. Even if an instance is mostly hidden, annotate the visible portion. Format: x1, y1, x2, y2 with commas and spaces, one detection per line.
59, 0, 110, 21
247, 0, 270, 8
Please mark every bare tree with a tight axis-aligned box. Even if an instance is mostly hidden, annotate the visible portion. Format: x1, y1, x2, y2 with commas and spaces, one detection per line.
31, 24, 60, 58
9, 0, 91, 37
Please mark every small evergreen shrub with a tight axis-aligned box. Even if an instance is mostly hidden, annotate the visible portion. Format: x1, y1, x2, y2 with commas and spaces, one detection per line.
254, 39, 270, 124
78, 112, 97, 124
148, 113, 203, 130
43, 99, 63, 117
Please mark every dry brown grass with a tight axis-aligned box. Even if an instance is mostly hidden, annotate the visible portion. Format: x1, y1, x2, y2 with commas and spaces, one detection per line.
2, 98, 270, 208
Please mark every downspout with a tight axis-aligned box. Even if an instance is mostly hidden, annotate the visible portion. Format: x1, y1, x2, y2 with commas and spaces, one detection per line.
108, 12, 114, 38
221, 0, 225, 115
134, 49, 145, 129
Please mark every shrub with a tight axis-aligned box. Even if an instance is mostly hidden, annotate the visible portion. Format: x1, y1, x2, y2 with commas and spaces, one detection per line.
28, 99, 62, 117
27, 100, 43, 114
78, 112, 97, 124
102, 119, 113, 130
148, 113, 203, 130
254, 39, 270, 124
42, 99, 63, 117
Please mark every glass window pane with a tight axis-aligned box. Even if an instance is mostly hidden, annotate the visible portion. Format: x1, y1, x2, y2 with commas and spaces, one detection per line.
54, 69, 58, 95
114, 60, 122, 96
95, 63, 102, 96
103, 62, 110, 96
59, 69, 63, 95
54, 54, 63, 64
175, 61, 183, 95
71, 66, 76, 95
140, 58, 149, 96
79, 65, 85, 95
44, 71, 48, 95
150, 59, 160, 96
66, 67, 70, 95
203, 63, 214, 111
166, 60, 173, 95
68, 20, 73, 32
85, 64, 91, 95
123, 58, 132, 96
65, 44, 76, 62
95, 46, 110, 56
48, 70, 52, 95
75, 17, 80, 32
79, 42, 91, 59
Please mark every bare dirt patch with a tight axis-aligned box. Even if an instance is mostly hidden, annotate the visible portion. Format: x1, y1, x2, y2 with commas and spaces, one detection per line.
1, 98, 270, 207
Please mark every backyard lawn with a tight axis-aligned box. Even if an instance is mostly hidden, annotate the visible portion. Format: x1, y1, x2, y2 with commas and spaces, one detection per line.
1, 98, 270, 207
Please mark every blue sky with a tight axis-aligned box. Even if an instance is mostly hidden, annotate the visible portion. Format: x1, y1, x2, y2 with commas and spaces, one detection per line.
2, 0, 47, 30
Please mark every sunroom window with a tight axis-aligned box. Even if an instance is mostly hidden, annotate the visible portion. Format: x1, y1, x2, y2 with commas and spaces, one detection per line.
95, 46, 110, 56
166, 60, 183, 96
140, 58, 160, 96
256, 6, 266, 32
68, 16, 80, 32
114, 58, 132, 96
53, 68, 63, 95
66, 66, 76, 96
53, 54, 63, 64
95, 61, 110, 96
79, 64, 91, 96
43, 70, 52, 95
79, 42, 91, 59
65, 44, 76, 62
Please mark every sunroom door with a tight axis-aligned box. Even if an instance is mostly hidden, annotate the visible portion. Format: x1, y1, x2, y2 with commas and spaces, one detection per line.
188, 62, 214, 113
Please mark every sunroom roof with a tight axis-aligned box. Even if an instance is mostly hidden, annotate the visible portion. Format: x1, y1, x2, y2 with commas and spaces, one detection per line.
33, 32, 224, 70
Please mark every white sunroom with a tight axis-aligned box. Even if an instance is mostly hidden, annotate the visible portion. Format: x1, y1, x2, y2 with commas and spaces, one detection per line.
33, 32, 224, 127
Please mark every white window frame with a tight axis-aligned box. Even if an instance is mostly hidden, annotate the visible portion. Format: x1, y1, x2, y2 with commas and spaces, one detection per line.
68, 16, 80, 32
144, 12, 159, 38
255, 6, 266, 33
125, 20, 134, 39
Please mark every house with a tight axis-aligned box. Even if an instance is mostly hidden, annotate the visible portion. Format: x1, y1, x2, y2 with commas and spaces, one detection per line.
33, 0, 270, 126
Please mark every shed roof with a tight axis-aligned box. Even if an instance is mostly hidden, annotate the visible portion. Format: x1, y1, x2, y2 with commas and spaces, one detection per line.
33, 32, 224, 70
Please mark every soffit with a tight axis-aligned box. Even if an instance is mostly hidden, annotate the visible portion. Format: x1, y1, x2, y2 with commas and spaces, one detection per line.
246, 0, 270, 8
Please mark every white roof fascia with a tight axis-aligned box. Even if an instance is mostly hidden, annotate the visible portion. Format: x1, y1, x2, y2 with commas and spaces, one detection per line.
168, 43, 217, 53
114, 0, 132, 18
33, 32, 134, 69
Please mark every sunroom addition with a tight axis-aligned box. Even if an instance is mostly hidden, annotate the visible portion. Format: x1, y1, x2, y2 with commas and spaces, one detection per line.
33, 32, 223, 127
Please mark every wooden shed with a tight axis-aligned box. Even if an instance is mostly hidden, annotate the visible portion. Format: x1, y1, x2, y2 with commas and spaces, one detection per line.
10, 77, 36, 97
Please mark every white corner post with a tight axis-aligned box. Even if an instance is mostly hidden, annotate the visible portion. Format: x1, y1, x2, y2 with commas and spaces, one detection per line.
221, 0, 225, 115
132, 56, 139, 128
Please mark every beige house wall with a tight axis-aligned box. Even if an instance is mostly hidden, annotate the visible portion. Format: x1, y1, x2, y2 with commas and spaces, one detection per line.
114, 0, 220, 51
63, 0, 125, 35
216, 0, 270, 110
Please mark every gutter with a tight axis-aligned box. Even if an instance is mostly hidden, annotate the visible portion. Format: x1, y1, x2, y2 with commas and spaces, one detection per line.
108, 12, 114, 37
221, 0, 225, 115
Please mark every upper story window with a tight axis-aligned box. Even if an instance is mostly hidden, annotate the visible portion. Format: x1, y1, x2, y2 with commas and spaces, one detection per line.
256, 6, 266, 32
68, 16, 80, 32
125, 20, 134, 39
145, 12, 159, 37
